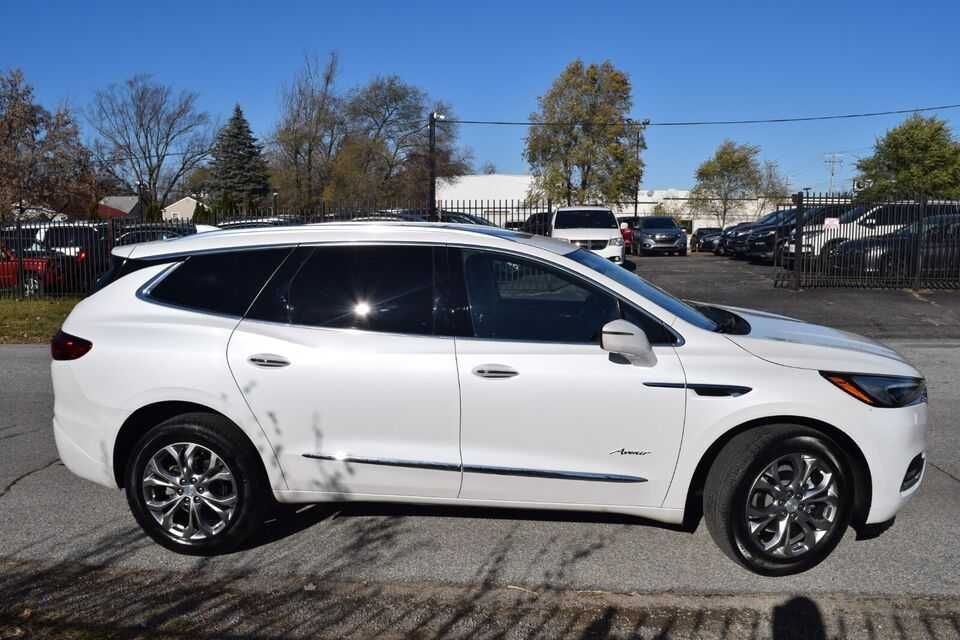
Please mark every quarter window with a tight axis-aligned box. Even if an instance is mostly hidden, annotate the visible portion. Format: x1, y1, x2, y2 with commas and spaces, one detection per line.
147, 248, 292, 316
248, 245, 437, 335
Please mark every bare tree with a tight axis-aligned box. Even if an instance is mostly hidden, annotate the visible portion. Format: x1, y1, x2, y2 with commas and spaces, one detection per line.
753, 160, 790, 217
87, 75, 213, 206
271, 53, 343, 208
0, 68, 95, 219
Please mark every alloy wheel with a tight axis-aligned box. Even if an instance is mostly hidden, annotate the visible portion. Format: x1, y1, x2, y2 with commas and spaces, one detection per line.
141, 442, 238, 541
744, 453, 840, 558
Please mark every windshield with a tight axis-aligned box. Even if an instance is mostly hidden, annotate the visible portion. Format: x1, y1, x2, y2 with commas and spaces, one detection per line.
757, 210, 785, 225
838, 205, 869, 224
566, 249, 718, 332
639, 217, 677, 229
893, 215, 960, 237
554, 209, 618, 229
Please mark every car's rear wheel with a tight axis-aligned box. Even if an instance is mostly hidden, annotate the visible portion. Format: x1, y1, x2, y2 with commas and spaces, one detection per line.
23, 273, 43, 298
704, 425, 852, 575
124, 413, 271, 555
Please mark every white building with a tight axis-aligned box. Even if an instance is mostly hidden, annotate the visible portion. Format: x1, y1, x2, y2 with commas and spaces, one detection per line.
162, 196, 200, 221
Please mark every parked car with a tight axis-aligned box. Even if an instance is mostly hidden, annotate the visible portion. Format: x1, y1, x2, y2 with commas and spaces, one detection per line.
690, 227, 722, 252
116, 228, 190, 246
439, 210, 497, 226
782, 202, 953, 264
830, 213, 960, 279
15, 222, 111, 292
520, 211, 552, 235
550, 207, 625, 263
727, 210, 797, 258
714, 223, 750, 256
53, 223, 928, 575
0, 243, 65, 297
699, 232, 722, 253
633, 216, 687, 256
747, 205, 851, 264
620, 222, 634, 255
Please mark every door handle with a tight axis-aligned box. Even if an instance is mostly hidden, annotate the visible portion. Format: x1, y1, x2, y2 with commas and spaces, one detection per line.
248, 354, 290, 369
472, 364, 518, 379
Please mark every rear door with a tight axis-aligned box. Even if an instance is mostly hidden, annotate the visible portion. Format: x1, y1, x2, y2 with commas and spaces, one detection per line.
447, 248, 686, 508
228, 244, 463, 498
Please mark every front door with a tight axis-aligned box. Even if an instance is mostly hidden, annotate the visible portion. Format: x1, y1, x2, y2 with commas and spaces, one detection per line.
448, 248, 687, 508
228, 244, 462, 499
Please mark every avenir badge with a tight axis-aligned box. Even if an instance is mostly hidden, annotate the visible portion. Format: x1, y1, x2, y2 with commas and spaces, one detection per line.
609, 448, 651, 456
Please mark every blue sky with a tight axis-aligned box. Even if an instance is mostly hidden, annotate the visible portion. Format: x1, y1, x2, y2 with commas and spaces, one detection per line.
2, 0, 958, 192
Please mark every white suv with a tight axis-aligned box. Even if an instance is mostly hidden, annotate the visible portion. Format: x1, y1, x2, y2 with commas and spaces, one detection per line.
550, 206, 625, 263
52, 223, 927, 575
787, 203, 920, 260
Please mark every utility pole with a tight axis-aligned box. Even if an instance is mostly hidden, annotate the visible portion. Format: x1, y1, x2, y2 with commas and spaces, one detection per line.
428, 112, 444, 220
627, 118, 649, 217
824, 153, 844, 193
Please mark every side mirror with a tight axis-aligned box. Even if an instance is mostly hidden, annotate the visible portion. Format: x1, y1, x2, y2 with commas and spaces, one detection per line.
601, 319, 656, 366
621, 260, 636, 272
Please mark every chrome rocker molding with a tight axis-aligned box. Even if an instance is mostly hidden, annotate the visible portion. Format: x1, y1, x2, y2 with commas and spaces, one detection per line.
302, 454, 647, 483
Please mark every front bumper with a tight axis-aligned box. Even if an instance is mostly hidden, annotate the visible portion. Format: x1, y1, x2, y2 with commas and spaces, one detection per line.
594, 244, 625, 262
638, 236, 686, 253
860, 401, 928, 524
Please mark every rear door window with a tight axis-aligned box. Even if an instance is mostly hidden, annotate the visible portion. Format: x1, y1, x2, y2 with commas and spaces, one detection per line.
146, 248, 292, 316
248, 245, 438, 336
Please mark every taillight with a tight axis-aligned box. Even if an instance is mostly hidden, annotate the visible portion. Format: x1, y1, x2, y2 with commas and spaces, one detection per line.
51, 330, 92, 361
78, 250, 87, 262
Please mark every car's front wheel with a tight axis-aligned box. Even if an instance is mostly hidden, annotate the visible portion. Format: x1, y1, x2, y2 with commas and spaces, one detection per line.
704, 426, 852, 575
124, 413, 272, 555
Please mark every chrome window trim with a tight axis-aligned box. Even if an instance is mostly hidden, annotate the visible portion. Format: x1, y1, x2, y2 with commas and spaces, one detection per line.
133, 239, 683, 345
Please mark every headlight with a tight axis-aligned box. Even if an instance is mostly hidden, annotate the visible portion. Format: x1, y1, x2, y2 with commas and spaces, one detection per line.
609, 237, 624, 246
821, 372, 926, 407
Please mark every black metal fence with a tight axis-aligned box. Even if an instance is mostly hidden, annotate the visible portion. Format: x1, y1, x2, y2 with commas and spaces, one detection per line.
772, 193, 960, 290
0, 199, 570, 300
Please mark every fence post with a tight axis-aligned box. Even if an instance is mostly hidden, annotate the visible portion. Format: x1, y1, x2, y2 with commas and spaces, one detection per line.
13, 219, 26, 299
913, 195, 927, 290
792, 192, 804, 291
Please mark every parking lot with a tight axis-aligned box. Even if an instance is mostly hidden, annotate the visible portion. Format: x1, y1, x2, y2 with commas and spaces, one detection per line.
2, 254, 960, 638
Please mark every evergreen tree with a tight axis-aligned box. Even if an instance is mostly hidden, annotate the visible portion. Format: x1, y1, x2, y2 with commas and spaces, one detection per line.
208, 105, 271, 211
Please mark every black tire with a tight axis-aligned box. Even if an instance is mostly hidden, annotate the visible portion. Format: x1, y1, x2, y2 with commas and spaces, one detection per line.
680, 249, 688, 256
23, 272, 44, 298
124, 412, 273, 555
703, 425, 852, 576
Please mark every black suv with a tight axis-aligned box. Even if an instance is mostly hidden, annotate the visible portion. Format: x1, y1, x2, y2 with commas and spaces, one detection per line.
690, 227, 721, 252
633, 217, 687, 256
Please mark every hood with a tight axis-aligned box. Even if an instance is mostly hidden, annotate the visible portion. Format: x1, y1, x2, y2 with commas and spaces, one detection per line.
551, 228, 621, 241
750, 222, 794, 235
716, 304, 921, 377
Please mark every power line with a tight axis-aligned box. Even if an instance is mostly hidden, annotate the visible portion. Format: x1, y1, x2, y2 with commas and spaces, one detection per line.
445, 102, 960, 128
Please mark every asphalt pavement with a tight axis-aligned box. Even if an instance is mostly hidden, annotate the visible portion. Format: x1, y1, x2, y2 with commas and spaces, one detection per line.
2, 256, 959, 638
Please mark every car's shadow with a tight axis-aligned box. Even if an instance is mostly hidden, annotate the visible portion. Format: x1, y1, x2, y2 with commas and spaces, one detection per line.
243, 499, 696, 551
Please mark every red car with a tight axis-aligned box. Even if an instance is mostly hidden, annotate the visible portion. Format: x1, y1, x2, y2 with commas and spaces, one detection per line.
0, 244, 65, 297
619, 223, 634, 254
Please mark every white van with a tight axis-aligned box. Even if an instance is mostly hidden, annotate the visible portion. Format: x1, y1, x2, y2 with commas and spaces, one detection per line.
550, 207, 625, 263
